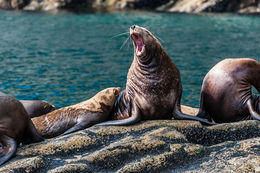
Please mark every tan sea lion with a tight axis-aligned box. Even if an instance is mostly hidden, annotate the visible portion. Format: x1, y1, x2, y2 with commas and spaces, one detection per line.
32, 87, 121, 138
197, 58, 260, 123
20, 100, 55, 118
98, 25, 213, 126
0, 92, 43, 166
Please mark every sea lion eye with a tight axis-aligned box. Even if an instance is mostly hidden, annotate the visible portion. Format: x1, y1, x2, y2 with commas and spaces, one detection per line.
114, 90, 119, 95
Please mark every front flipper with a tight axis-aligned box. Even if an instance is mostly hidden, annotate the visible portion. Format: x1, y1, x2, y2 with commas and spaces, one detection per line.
0, 134, 17, 166
173, 104, 215, 125
247, 99, 260, 120
97, 100, 141, 126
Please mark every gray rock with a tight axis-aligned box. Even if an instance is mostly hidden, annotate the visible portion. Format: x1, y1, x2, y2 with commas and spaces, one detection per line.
0, 120, 259, 172
159, 0, 260, 13
1, 0, 260, 13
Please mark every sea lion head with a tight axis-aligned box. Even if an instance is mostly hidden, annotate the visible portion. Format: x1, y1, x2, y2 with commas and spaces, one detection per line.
130, 25, 161, 59
95, 87, 121, 108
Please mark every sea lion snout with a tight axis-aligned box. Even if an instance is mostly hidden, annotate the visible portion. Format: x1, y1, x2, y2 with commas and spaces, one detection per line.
130, 25, 146, 57
130, 25, 136, 30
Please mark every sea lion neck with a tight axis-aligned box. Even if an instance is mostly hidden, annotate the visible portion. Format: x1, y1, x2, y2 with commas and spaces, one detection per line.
133, 42, 164, 71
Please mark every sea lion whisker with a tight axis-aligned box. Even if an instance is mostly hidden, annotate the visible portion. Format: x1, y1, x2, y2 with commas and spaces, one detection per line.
120, 36, 131, 50
152, 34, 165, 43
111, 32, 129, 39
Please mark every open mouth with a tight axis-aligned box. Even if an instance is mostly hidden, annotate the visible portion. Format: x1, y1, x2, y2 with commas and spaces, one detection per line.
131, 33, 145, 56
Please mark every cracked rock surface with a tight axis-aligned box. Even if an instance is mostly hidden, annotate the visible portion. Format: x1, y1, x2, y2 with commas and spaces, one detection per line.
0, 119, 259, 172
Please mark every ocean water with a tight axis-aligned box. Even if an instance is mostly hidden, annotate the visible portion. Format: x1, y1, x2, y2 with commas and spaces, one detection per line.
0, 11, 259, 108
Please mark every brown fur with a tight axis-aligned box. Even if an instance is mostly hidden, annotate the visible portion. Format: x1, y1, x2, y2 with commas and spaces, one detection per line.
197, 58, 260, 123
98, 25, 213, 126
0, 93, 43, 165
20, 100, 55, 118
32, 87, 121, 138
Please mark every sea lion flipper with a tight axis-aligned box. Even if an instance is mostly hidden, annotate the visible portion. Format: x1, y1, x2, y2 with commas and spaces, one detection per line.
0, 134, 17, 166
173, 104, 215, 125
97, 100, 141, 126
62, 122, 89, 136
247, 99, 260, 120
20, 100, 55, 118
22, 120, 44, 144
196, 109, 212, 122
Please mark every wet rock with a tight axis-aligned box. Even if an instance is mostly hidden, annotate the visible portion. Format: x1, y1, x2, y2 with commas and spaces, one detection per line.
0, 119, 259, 172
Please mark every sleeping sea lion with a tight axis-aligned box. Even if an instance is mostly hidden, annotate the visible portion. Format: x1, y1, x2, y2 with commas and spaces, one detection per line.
98, 25, 213, 126
0, 92, 55, 118
0, 92, 43, 166
20, 100, 55, 118
32, 87, 121, 138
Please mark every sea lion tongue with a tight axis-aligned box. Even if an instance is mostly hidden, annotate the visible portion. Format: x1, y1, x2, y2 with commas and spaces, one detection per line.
131, 33, 145, 56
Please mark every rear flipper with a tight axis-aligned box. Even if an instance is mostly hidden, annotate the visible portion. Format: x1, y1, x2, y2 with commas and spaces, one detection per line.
0, 134, 17, 166
22, 120, 44, 145
96, 100, 141, 126
173, 104, 215, 125
196, 109, 212, 123
247, 99, 260, 121
62, 121, 91, 136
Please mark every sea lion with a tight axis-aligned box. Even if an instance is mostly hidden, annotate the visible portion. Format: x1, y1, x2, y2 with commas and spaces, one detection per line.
196, 58, 260, 123
20, 100, 55, 118
0, 92, 43, 166
98, 25, 213, 126
0, 92, 55, 118
32, 87, 121, 138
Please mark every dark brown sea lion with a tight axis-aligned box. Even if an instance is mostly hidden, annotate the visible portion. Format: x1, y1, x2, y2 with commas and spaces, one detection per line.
32, 87, 121, 138
98, 25, 213, 126
20, 100, 55, 118
197, 58, 260, 123
0, 92, 43, 166
0, 92, 55, 118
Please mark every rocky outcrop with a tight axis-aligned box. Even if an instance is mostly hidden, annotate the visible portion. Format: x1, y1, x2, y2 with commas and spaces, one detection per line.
1, 0, 259, 13
0, 119, 259, 172
158, 0, 260, 13
0, 0, 93, 11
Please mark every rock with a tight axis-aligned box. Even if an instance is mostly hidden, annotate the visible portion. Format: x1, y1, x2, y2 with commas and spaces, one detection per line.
1, 0, 260, 13
181, 105, 199, 116
0, 119, 259, 172
0, 0, 30, 9
159, 0, 260, 13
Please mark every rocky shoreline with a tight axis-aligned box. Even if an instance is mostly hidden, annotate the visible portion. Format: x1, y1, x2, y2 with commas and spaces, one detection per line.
0, 119, 259, 172
0, 0, 259, 13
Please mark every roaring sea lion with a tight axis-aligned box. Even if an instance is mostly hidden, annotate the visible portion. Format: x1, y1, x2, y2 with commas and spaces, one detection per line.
32, 87, 121, 138
98, 25, 213, 126
197, 58, 260, 123
0, 92, 43, 166
20, 100, 55, 118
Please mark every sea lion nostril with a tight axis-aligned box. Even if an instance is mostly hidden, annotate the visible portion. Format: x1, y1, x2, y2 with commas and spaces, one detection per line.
130, 25, 136, 30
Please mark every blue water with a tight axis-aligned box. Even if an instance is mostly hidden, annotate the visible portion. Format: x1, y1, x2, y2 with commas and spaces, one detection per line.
0, 11, 259, 108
